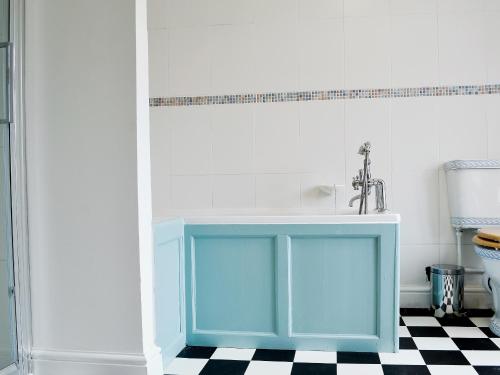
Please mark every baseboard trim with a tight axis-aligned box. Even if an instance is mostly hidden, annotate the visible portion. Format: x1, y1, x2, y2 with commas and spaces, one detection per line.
31, 346, 163, 375
161, 334, 185, 372
400, 285, 492, 309
31, 349, 148, 366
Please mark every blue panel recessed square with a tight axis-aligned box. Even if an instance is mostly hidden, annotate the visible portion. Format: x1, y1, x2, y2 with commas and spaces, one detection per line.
193, 236, 277, 334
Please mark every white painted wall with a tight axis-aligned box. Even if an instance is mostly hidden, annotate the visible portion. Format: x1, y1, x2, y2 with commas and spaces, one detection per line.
148, 0, 500, 307
25, 0, 162, 374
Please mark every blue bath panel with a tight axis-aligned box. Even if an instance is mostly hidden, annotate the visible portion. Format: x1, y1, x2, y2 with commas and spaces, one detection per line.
183, 223, 400, 353
154, 219, 186, 370
290, 236, 378, 336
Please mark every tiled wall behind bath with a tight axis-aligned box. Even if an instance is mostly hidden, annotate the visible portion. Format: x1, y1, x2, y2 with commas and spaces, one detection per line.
148, 0, 500, 291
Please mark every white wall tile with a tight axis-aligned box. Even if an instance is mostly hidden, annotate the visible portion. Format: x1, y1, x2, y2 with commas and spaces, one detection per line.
253, 23, 298, 92
437, 0, 484, 13
344, 0, 390, 17
484, 0, 500, 11
171, 175, 213, 209
151, 175, 171, 218
211, 25, 256, 94
300, 173, 336, 209
345, 99, 392, 202
299, 100, 345, 177
254, 102, 300, 173
485, 94, 500, 159
148, 29, 169, 98
439, 244, 456, 264
345, 16, 391, 89
254, 0, 298, 24
391, 97, 439, 245
390, 0, 437, 15
298, 0, 343, 20
213, 175, 255, 209
211, 104, 254, 174
391, 14, 438, 87
170, 106, 212, 175
150, 108, 171, 217
437, 96, 487, 162
298, 19, 344, 90
485, 12, 500, 82
462, 245, 484, 272
204, 0, 255, 25
255, 174, 301, 208
168, 27, 211, 96
438, 168, 455, 245
148, 1, 499, 296
400, 245, 439, 286
147, 0, 169, 29
164, 0, 207, 28
439, 244, 485, 287
438, 13, 487, 85
439, 244, 482, 272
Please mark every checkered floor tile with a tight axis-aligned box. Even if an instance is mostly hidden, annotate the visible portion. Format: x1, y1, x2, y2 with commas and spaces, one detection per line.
165, 309, 500, 375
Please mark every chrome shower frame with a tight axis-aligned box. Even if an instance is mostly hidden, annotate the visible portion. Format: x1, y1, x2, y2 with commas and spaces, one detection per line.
0, 1, 32, 375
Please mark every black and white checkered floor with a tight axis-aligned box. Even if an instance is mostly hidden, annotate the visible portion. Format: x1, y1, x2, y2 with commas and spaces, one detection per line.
165, 309, 500, 375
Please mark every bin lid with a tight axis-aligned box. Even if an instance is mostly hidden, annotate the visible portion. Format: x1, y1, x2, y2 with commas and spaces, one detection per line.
430, 264, 465, 275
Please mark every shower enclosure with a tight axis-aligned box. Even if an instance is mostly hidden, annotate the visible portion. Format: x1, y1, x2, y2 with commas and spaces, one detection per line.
0, 0, 18, 372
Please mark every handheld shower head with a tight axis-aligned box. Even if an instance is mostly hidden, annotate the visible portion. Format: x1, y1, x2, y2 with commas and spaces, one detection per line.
358, 141, 371, 156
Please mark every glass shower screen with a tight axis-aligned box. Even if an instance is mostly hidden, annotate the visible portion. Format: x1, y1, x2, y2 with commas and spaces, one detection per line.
0, 0, 17, 370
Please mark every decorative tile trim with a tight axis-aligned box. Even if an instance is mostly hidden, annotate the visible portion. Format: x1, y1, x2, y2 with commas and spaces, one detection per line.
444, 159, 500, 172
150, 83, 500, 107
451, 217, 500, 228
474, 245, 500, 261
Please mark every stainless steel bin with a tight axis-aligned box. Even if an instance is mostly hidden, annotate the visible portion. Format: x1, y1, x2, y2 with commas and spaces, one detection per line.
426, 264, 465, 317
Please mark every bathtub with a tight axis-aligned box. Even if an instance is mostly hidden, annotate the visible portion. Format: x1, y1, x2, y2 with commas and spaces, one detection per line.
154, 213, 400, 366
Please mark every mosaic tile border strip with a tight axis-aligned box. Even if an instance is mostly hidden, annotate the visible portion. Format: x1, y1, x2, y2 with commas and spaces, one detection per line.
150, 83, 500, 107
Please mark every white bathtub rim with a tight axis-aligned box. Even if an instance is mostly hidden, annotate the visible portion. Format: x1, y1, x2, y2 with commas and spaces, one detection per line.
155, 210, 400, 225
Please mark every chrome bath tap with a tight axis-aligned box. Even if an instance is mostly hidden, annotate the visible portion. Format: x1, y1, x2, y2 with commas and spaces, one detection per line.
349, 142, 388, 214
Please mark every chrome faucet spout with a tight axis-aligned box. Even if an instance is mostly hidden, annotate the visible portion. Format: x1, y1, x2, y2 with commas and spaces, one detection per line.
348, 194, 361, 207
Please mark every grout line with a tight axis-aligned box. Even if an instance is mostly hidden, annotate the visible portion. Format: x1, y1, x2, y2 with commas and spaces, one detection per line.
209, 106, 214, 209
435, 0, 443, 265
252, 103, 257, 209
435, 0, 441, 86
341, 0, 347, 203
387, 5, 394, 207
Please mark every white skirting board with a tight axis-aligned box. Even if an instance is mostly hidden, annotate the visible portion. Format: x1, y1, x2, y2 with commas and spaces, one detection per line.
400, 285, 492, 309
31, 346, 163, 375
161, 334, 185, 374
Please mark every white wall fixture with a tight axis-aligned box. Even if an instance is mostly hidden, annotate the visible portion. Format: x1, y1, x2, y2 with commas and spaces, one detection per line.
25, 0, 162, 374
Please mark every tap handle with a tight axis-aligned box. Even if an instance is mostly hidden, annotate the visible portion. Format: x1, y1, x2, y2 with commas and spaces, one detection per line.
352, 176, 359, 190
